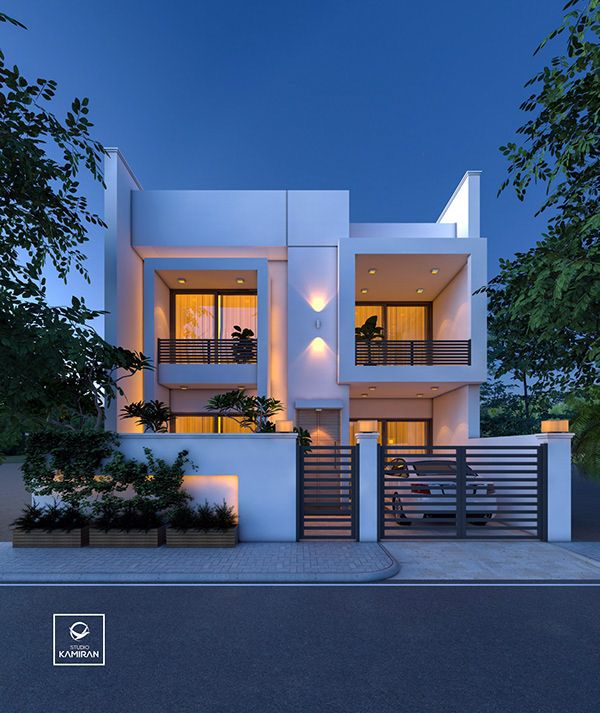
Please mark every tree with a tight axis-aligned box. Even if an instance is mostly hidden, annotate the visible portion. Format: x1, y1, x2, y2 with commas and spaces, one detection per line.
121, 400, 172, 433
487, 0, 600, 391
206, 390, 283, 432
0, 13, 149, 453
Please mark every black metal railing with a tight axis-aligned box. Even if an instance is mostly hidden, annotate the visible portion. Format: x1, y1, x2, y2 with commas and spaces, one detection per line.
355, 339, 471, 366
158, 338, 257, 364
378, 444, 547, 540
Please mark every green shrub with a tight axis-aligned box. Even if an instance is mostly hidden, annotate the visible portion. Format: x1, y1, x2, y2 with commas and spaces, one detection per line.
167, 500, 237, 532
11, 502, 88, 532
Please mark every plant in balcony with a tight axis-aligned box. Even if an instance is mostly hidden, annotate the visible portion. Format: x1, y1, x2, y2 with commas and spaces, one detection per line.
166, 500, 238, 547
231, 325, 255, 364
206, 390, 283, 432
355, 315, 384, 366
11, 502, 89, 547
120, 400, 172, 433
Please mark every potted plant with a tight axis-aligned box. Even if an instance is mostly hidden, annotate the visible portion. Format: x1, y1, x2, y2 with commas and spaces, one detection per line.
89, 498, 166, 547
12, 502, 89, 547
231, 325, 255, 363
166, 500, 238, 547
355, 315, 384, 365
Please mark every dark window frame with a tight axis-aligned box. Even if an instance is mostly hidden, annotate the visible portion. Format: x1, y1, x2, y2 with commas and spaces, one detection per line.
350, 417, 433, 447
170, 289, 258, 341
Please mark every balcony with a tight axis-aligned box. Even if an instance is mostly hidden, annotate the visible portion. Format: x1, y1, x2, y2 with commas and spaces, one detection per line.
158, 338, 257, 364
355, 339, 471, 366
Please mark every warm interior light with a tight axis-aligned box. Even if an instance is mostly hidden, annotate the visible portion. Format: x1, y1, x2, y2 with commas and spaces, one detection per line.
177, 277, 187, 285
368, 268, 377, 275
416, 288, 424, 294
430, 268, 439, 275
357, 420, 378, 432
275, 420, 294, 433
236, 277, 245, 285
361, 288, 368, 294
541, 420, 570, 433
310, 296, 327, 312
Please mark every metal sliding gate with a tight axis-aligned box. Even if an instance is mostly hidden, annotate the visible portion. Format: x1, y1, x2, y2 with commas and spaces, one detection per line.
297, 445, 359, 540
378, 444, 547, 540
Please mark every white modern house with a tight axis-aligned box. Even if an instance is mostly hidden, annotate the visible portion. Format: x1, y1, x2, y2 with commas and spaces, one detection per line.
104, 149, 571, 544
105, 149, 485, 445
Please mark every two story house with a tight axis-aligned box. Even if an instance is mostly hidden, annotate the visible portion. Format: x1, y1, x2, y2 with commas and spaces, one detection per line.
104, 149, 486, 449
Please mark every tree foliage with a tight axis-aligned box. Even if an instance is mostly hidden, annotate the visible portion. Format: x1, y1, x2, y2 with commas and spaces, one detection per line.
487, 0, 600, 390
206, 390, 283, 432
0, 13, 150, 453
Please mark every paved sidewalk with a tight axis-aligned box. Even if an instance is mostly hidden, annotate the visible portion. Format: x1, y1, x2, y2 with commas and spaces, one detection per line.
383, 541, 600, 581
0, 542, 398, 583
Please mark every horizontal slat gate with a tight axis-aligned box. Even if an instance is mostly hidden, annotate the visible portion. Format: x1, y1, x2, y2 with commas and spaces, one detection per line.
298, 445, 358, 540
379, 444, 547, 540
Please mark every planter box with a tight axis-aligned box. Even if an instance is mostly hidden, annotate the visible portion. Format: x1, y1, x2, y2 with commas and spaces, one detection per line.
89, 526, 166, 548
166, 527, 238, 548
12, 526, 89, 548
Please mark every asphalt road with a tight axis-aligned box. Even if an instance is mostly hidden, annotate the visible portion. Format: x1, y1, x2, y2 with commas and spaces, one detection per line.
1, 585, 599, 713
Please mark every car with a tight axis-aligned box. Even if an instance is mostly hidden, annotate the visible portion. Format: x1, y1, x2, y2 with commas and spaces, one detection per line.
383, 458, 498, 526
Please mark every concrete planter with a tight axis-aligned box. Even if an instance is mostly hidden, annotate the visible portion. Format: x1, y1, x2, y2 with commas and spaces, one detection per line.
166, 527, 238, 548
89, 526, 166, 548
12, 526, 89, 548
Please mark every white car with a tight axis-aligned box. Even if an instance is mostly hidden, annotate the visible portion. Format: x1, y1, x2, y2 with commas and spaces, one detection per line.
384, 458, 498, 526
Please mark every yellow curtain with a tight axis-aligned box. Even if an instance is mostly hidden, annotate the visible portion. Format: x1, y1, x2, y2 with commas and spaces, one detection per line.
387, 306, 426, 340
219, 294, 258, 339
219, 417, 254, 434
174, 416, 215, 433
386, 421, 427, 454
355, 305, 383, 331
174, 294, 215, 339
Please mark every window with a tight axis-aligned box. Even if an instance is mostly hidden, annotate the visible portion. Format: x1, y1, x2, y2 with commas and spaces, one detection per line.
171, 415, 254, 433
173, 291, 257, 340
355, 303, 430, 341
349, 419, 431, 451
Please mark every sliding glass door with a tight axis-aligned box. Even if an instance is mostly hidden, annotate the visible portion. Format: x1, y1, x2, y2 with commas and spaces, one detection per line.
355, 303, 430, 340
173, 292, 257, 340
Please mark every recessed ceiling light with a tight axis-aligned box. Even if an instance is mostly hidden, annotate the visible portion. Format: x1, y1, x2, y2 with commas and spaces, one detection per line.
416, 393, 424, 398
361, 393, 368, 398
431, 386, 439, 391
416, 288, 424, 294
368, 268, 377, 275
315, 408, 323, 412
179, 386, 188, 390
361, 288, 368, 294
177, 277, 187, 285
236, 277, 245, 285
430, 268, 439, 275
368, 386, 376, 391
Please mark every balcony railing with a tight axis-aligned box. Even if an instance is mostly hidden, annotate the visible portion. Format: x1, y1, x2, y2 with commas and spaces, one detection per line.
158, 338, 257, 364
355, 339, 471, 366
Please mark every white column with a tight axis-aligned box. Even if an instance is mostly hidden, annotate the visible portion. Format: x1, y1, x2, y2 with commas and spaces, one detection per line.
356, 432, 379, 542
535, 432, 573, 542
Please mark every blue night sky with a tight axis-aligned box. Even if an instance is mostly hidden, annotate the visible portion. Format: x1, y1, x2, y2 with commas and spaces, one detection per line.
3, 0, 560, 319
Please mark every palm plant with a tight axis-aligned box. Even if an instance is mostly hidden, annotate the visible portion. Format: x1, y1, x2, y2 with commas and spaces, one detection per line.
231, 325, 255, 363
570, 389, 600, 479
120, 400, 172, 433
206, 390, 283, 432
355, 315, 384, 365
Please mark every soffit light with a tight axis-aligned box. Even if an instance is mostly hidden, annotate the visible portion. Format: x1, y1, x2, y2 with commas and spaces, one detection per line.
236, 277, 245, 285
361, 288, 368, 294
416, 393, 424, 398
177, 277, 187, 285
431, 386, 439, 392
179, 386, 188, 390
361, 393, 368, 398
368, 268, 377, 275
369, 386, 376, 391
416, 288, 424, 294
430, 268, 440, 275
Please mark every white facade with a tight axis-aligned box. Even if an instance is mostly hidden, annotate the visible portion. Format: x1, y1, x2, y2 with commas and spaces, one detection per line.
104, 149, 486, 444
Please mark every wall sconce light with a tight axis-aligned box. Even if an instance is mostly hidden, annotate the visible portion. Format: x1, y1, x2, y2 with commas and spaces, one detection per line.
310, 296, 326, 312
275, 420, 294, 433
357, 420, 378, 432
541, 420, 570, 433
177, 277, 187, 285
310, 337, 327, 354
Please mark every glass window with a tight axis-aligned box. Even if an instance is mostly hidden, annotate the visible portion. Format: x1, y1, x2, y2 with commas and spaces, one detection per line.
355, 305, 383, 333
386, 306, 427, 340
174, 415, 216, 433
174, 294, 215, 339
219, 294, 258, 339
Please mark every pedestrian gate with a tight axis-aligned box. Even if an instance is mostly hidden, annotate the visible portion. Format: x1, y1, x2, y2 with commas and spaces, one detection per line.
297, 445, 358, 540
379, 444, 547, 540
